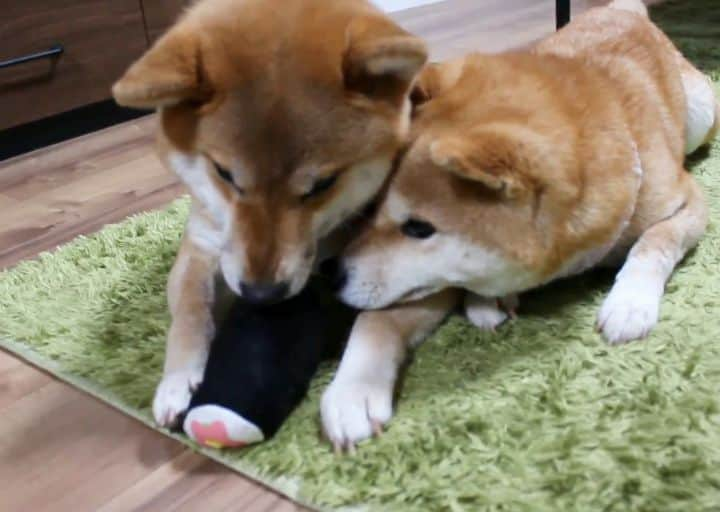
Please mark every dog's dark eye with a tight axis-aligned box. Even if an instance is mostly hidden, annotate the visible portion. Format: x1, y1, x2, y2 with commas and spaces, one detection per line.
302, 174, 338, 201
214, 164, 244, 193
401, 218, 436, 239
215, 165, 234, 183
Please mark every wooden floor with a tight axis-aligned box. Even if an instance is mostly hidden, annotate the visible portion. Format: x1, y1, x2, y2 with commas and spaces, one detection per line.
0, 1, 650, 510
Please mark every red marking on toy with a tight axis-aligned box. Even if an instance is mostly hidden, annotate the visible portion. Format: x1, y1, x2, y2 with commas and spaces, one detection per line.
191, 420, 246, 448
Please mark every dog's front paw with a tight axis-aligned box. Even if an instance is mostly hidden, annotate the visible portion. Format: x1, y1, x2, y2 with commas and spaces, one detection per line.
464, 293, 516, 331
321, 376, 393, 452
597, 280, 660, 344
465, 300, 507, 330
153, 367, 204, 428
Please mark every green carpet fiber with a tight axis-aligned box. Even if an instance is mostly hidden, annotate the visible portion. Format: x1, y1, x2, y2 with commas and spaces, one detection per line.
1, 2, 719, 510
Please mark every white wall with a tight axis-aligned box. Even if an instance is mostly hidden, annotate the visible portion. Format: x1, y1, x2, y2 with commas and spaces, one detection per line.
371, 0, 443, 12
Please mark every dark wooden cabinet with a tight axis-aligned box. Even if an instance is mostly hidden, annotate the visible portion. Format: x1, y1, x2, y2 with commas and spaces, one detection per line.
142, 0, 188, 43
0, 0, 187, 130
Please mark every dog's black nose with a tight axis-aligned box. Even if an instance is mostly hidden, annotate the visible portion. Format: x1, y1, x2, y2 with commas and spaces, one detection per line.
319, 258, 347, 292
239, 281, 289, 304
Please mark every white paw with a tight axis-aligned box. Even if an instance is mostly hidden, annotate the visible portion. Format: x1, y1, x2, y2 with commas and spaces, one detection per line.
321, 376, 393, 451
597, 280, 661, 345
466, 303, 507, 330
464, 293, 515, 331
152, 367, 204, 428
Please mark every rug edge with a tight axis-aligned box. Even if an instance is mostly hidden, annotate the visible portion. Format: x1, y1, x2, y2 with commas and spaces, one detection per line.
0, 335, 328, 512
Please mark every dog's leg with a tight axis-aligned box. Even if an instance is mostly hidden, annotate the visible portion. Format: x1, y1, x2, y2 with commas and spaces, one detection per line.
464, 293, 518, 330
153, 235, 218, 427
679, 60, 718, 154
597, 177, 707, 344
321, 288, 459, 451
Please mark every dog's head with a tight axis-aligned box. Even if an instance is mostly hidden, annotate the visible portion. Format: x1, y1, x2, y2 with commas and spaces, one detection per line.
113, 0, 427, 303
336, 56, 582, 308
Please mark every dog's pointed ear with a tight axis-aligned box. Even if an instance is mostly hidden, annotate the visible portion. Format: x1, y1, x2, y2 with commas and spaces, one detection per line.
410, 58, 465, 107
429, 134, 526, 198
409, 64, 436, 106
343, 16, 428, 102
112, 28, 207, 109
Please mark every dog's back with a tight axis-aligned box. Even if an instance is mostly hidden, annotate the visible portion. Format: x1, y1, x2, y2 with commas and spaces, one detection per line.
534, 0, 716, 244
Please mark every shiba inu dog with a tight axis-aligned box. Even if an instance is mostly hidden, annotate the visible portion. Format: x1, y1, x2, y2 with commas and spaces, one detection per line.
112, 0, 428, 427
322, 0, 718, 450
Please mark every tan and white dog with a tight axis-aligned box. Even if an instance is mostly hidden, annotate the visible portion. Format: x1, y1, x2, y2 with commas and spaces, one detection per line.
322, 0, 718, 450
112, 0, 430, 428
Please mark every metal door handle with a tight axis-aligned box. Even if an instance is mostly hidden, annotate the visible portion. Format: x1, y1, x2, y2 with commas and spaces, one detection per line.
0, 44, 64, 70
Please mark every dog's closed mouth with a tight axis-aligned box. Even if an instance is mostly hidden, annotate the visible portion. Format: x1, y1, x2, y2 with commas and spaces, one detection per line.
398, 286, 433, 302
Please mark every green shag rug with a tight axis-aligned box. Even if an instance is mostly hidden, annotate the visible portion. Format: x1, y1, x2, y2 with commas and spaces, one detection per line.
1, 2, 719, 510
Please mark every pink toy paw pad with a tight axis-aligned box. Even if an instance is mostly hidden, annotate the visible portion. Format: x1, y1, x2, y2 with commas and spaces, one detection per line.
190, 419, 246, 448
183, 404, 265, 449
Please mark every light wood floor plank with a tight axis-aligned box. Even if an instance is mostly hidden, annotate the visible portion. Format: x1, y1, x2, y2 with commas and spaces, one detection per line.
0, 380, 184, 512
0, 351, 53, 410
98, 451, 211, 512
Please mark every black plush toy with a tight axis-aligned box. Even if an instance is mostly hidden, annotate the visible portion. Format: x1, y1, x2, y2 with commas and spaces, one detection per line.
182, 279, 355, 448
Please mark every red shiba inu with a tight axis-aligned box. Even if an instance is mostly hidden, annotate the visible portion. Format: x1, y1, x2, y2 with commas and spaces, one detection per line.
323, 0, 718, 450
112, 0, 428, 428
